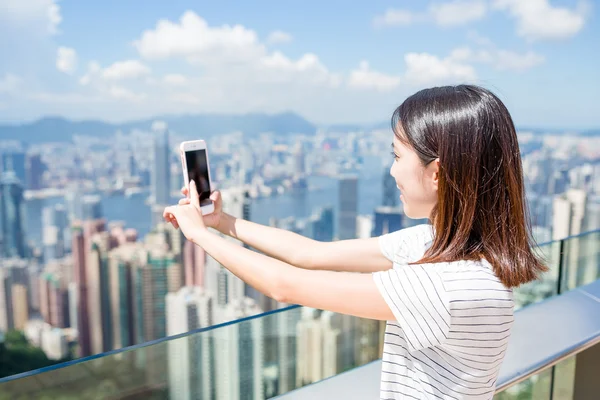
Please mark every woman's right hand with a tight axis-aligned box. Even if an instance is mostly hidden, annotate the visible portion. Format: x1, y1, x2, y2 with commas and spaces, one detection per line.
178, 186, 224, 230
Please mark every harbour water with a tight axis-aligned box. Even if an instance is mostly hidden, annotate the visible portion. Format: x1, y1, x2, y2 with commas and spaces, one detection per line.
25, 155, 390, 247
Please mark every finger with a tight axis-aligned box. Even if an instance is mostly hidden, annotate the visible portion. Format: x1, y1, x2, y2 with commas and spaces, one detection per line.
164, 206, 176, 219
189, 180, 200, 208
178, 198, 191, 205
209, 190, 220, 201
181, 186, 188, 195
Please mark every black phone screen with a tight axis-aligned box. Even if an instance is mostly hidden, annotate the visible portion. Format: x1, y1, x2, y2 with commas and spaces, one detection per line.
185, 149, 212, 206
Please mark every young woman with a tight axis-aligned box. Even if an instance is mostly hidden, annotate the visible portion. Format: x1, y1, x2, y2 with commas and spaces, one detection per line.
164, 84, 547, 399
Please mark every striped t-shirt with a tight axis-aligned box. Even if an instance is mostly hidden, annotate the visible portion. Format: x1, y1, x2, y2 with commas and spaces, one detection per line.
373, 224, 514, 400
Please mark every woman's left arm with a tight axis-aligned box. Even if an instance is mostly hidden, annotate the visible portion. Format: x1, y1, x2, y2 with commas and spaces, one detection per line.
192, 228, 395, 321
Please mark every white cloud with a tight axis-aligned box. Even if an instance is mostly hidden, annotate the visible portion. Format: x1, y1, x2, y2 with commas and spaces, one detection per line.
403, 52, 477, 85
0, 74, 21, 93
132, 11, 338, 88
486, 49, 544, 71
47, 1, 62, 34
1, 0, 62, 35
348, 61, 401, 91
102, 60, 150, 80
75, 61, 148, 104
259, 52, 340, 86
372, 9, 420, 27
493, 0, 589, 41
267, 30, 292, 44
373, 1, 486, 28
56, 46, 77, 74
467, 30, 494, 46
168, 93, 200, 104
451, 44, 545, 72
79, 61, 101, 85
429, 0, 487, 27
108, 86, 146, 102
163, 74, 188, 85
133, 11, 263, 64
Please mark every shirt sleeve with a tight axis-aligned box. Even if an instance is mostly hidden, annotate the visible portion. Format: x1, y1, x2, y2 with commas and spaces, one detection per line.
378, 224, 432, 264
373, 263, 451, 353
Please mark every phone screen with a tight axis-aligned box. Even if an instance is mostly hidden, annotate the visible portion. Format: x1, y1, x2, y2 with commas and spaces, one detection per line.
185, 149, 212, 206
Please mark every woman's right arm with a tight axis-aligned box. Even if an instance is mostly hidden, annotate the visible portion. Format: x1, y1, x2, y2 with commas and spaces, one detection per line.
216, 212, 393, 273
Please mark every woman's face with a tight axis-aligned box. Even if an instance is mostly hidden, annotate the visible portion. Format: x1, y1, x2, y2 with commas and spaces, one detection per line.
389, 134, 439, 219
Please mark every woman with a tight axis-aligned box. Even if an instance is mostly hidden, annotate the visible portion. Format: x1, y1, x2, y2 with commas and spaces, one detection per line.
164, 84, 547, 399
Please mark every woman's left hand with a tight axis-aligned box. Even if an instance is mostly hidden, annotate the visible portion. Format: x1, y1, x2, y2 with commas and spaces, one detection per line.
163, 180, 207, 242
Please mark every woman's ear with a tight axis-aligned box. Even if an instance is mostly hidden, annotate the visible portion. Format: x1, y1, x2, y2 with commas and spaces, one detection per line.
431, 159, 440, 190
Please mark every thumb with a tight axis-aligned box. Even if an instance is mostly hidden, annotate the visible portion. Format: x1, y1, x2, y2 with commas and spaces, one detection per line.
189, 180, 200, 208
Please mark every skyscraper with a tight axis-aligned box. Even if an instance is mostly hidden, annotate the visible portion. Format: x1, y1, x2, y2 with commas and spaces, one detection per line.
72, 220, 105, 357
25, 152, 45, 190
0, 258, 32, 332
152, 126, 171, 206
356, 215, 373, 239
11, 284, 29, 331
42, 204, 68, 262
1, 150, 26, 184
0, 268, 13, 333
213, 298, 264, 400
553, 189, 587, 289
141, 250, 180, 341
0, 171, 27, 258
293, 143, 306, 177
166, 287, 215, 400
87, 232, 115, 354
82, 195, 103, 220
39, 262, 71, 329
108, 242, 144, 350
338, 175, 358, 240
373, 206, 404, 236
382, 167, 398, 207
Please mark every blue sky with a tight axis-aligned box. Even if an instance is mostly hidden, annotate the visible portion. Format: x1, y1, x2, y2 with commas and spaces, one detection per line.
0, 0, 598, 129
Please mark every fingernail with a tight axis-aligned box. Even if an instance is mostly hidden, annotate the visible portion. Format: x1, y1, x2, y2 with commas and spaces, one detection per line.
190, 180, 195, 187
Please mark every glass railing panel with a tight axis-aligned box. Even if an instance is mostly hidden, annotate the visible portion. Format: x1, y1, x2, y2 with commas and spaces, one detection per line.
562, 231, 600, 292
494, 355, 577, 400
494, 365, 553, 400
0, 306, 386, 399
513, 240, 561, 310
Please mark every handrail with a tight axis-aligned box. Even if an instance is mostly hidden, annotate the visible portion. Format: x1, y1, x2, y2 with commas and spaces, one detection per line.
495, 279, 600, 393
0, 304, 301, 384
534, 227, 599, 248
496, 336, 600, 393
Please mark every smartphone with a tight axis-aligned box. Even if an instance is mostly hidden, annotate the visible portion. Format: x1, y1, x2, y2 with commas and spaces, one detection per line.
180, 140, 215, 215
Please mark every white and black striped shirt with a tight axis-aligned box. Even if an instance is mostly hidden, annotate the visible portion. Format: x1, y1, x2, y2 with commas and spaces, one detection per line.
373, 224, 514, 400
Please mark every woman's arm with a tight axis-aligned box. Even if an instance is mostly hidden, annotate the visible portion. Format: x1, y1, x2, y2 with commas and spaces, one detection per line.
216, 212, 393, 273
192, 228, 395, 321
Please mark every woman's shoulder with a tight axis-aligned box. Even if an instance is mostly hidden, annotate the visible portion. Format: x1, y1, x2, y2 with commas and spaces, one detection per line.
379, 223, 434, 263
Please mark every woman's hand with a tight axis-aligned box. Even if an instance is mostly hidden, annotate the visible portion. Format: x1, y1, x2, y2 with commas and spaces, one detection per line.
178, 185, 223, 230
163, 180, 207, 242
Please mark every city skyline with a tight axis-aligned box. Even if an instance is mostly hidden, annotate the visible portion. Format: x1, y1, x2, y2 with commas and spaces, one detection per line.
1, 1, 600, 395
0, 1, 599, 129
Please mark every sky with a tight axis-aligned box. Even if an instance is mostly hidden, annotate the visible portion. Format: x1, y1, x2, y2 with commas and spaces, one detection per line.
0, 0, 598, 129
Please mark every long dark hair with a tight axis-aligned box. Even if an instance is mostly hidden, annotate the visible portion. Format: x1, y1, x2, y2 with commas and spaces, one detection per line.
393, 84, 547, 288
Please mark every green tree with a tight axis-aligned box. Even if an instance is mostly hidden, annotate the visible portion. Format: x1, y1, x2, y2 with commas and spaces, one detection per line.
0, 330, 71, 379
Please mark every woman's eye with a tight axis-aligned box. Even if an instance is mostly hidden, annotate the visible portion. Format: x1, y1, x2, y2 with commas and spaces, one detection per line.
390, 151, 399, 160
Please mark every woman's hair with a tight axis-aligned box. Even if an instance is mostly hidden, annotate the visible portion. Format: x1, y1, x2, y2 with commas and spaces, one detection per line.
393, 84, 547, 288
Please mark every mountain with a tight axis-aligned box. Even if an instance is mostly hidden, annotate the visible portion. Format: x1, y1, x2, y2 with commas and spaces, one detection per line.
0, 111, 317, 143
0, 112, 598, 144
